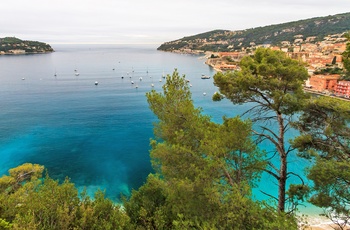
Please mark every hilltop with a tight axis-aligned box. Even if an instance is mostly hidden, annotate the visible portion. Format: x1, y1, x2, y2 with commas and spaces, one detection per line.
0, 37, 54, 54
157, 12, 350, 52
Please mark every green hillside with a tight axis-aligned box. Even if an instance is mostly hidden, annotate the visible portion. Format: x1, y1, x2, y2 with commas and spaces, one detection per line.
158, 12, 350, 52
0, 37, 54, 54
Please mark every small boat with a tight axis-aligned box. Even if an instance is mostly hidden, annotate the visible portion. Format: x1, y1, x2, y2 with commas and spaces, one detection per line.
75, 73, 80, 76
201, 75, 210, 79
203, 92, 207, 96
190, 84, 192, 87
121, 76, 124, 79
135, 85, 139, 88
95, 81, 98, 85
159, 79, 162, 82
131, 81, 134, 84
21, 77, 25, 80
139, 77, 143, 81
151, 83, 154, 87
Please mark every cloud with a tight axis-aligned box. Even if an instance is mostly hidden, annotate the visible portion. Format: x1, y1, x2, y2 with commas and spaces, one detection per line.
1, 0, 350, 43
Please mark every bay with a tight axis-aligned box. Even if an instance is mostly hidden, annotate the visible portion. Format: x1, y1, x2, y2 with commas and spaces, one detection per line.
0, 44, 231, 200
0, 44, 315, 214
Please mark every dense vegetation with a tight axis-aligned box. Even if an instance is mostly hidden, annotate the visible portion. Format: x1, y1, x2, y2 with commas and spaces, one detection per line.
0, 37, 54, 54
0, 40, 349, 229
158, 12, 350, 52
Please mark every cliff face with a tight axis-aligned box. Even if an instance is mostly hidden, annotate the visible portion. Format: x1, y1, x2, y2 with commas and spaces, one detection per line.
158, 12, 350, 52
0, 37, 54, 54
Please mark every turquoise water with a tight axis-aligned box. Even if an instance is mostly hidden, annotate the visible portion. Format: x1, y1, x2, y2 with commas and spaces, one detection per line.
0, 45, 314, 212
0, 44, 231, 200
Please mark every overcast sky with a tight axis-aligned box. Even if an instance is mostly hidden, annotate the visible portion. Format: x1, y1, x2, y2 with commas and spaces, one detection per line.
1, 0, 350, 44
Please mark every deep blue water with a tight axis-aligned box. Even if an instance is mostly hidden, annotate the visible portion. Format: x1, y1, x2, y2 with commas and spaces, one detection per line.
0, 44, 317, 213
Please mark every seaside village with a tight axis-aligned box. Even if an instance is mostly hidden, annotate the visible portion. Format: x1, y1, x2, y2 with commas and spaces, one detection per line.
206, 33, 350, 99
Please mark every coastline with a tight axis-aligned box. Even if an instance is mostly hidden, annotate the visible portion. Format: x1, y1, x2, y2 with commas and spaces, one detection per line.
0, 51, 54, 55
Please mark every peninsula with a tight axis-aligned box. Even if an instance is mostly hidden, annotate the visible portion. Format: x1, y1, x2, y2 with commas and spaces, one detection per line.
0, 37, 54, 54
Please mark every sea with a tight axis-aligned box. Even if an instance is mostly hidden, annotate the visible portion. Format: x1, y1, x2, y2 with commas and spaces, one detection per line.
0, 44, 320, 216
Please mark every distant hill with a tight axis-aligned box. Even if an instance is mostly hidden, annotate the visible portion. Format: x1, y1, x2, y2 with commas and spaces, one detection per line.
0, 37, 54, 54
158, 12, 350, 52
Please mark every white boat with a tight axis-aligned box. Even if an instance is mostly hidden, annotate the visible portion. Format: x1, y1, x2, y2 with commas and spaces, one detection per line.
201, 75, 210, 79
95, 81, 98, 85
203, 92, 207, 96
131, 81, 134, 84
151, 83, 154, 87
139, 77, 143, 81
75, 73, 80, 76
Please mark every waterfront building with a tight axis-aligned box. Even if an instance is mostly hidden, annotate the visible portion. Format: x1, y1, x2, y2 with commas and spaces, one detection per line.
309, 74, 341, 92
334, 80, 350, 98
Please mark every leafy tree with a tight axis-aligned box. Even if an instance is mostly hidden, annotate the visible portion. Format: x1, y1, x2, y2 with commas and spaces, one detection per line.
292, 96, 350, 229
135, 69, 297, 228
213, 47, 310, 213
124, 174, 170, 229
78, 190, 130, 230
0, 163, 44, 194
342, 32, 350, 79
11, 177, 80, 230
0, 163, 130, 230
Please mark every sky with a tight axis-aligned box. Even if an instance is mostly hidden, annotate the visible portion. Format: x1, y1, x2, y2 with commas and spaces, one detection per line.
1, 0, 350, 44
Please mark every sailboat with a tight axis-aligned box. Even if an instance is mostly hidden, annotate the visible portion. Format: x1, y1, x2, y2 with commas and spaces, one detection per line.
74, 69, 80, 76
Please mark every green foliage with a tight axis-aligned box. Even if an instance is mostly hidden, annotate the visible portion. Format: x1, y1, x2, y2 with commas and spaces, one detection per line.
313, 67, 343, 75
139, 69, 298, 228
292, 96, 350, 158
214, 48, 309, 113
292, 96, 350, 226
0, 163, 44, 194
213, 48, 309, 213
342, 31, 350, 77
0, 164, 131, 230
0, 218, 12, 229
78, 190, 130, 230
124, 174, 170, 229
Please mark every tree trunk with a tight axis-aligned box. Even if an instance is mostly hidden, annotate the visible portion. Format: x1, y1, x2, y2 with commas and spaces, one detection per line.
278, 154, 287, 212
277, 112, 287, 213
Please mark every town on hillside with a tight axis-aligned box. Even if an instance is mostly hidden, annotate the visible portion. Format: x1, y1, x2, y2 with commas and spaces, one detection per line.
205, 33, 350, 99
